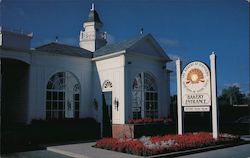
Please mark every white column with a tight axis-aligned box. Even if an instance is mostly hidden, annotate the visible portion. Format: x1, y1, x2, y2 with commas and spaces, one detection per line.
27, 65, 35, 124
210, 52, 219, 139
176, 58, 183, 135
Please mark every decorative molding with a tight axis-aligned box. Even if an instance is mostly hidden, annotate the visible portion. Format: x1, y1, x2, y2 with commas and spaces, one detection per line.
103, 80, 112, 89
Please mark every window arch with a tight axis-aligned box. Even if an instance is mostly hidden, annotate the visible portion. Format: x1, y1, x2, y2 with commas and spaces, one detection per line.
46, 72, 80, 120
132, 72, 158, 119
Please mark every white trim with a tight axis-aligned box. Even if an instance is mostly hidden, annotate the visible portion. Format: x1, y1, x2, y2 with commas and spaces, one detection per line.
176, 58, 183, 135
102, 80, 113, 92
1, 49, 31, 64
92, 50, 126, 61
210, 52, 219, 139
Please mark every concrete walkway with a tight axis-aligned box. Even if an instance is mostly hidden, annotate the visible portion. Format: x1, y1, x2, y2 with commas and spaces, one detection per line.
2, 150, 73, 158
47, 142, 142, 158
47, 142, 250, 158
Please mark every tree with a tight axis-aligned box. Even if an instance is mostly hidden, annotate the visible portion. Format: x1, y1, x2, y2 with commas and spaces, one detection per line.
218, 85, 246, 106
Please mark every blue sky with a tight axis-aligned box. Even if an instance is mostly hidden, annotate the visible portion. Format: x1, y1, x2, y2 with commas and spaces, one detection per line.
1, 0, 249, 95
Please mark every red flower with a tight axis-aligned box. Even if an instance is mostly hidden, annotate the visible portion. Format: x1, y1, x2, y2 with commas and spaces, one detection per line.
95, 132, 239, 156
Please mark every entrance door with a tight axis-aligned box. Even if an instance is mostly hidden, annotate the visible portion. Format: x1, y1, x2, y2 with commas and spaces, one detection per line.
102, 91, 112, 137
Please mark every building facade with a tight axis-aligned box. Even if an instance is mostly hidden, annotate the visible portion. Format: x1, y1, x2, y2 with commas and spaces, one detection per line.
0, 4, 171, 135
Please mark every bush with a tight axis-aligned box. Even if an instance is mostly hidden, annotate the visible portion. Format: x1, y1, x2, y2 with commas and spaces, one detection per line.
30, 118, 100, 143
128, 117, 173, 124
1, 118, 100, 154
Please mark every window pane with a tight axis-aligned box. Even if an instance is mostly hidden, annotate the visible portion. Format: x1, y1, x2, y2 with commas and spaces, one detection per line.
46, 101, 51, 110
47, 81, 53, 89
52, 92, 57, 100
145, 92, 150, 100
52, 111, 57, 119
154, 93, 157, 101
74, 111, 79, 118
46, 92, 52, 100
75, 102, 79, 110
74, 94, 79, 101
133, 112, 141, 119
59, 101, 64, 110
59, 92, 64, 100
52, 101, 57, 110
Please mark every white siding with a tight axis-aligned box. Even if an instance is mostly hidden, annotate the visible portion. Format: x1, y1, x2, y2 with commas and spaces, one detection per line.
27, 52, 93, 123
94, 55, 125, 124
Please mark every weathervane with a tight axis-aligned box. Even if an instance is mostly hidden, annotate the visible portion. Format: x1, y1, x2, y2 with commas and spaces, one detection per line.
91, 3, 95, 11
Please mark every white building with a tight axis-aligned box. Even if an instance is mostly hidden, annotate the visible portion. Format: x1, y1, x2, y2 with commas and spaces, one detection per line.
0, 4, 171, 136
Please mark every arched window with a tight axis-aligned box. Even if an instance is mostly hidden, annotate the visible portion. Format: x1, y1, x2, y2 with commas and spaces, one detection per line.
46, 72, 80, 120
132, 72, 158, 119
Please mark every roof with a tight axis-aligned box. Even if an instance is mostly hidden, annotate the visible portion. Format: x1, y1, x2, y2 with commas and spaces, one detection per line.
86, 10, 102, 24
94, 34, 171, 61
36, 42, 92, 58
94, 34, 146, 57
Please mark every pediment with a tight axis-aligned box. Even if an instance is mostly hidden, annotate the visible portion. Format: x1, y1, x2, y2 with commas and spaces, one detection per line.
127, 34, 171, 61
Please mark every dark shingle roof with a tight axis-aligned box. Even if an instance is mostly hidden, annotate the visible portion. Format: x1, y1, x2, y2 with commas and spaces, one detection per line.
35, 42, 92, 58
94, 34, 147, 57
86, 10, 102, 24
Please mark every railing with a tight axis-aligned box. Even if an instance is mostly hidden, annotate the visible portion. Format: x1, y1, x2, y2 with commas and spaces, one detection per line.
0, 26, 33, 37
80, 31, 107, 41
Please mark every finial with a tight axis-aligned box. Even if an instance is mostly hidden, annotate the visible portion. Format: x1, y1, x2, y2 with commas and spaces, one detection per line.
140, 28, 144, 35
91, 3, 95, 11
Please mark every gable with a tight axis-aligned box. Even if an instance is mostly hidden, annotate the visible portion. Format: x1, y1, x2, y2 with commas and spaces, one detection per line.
127, 35, 171, 61
93, 34, 171, 62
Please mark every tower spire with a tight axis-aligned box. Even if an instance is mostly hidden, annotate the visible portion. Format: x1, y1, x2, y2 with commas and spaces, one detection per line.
79, 3, 107, 52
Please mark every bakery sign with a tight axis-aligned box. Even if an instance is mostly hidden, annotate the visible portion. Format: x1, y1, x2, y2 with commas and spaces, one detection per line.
181, 61, 211, 106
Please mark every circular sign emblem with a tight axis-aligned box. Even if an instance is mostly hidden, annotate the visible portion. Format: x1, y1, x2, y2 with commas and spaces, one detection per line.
182, 62, 210, 92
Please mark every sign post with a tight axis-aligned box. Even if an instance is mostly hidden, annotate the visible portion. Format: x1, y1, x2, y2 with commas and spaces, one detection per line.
176, 52, 219, 139
210, 52, 218, 139
176, 58, 183, 135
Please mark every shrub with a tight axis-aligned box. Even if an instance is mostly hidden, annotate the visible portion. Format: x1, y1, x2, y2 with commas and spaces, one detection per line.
128, 117, 173, 124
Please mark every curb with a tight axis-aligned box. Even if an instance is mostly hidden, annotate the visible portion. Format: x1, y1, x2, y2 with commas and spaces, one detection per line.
148, 141, 248, 158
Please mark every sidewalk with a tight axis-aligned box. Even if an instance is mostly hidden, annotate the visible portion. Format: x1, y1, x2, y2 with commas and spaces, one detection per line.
47, 141, 250, 158
47, 142, 142, 158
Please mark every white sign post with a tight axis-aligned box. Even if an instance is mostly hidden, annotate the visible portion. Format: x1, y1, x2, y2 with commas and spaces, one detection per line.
176, 58, 183, 135
176, 52, 219, 139
210, 52, 219, 139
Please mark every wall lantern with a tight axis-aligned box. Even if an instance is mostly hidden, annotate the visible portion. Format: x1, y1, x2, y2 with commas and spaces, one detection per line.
114, 98, 119, 111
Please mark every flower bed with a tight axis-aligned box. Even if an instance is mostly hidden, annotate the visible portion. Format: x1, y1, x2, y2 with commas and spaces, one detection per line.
95, 132, 240, 156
